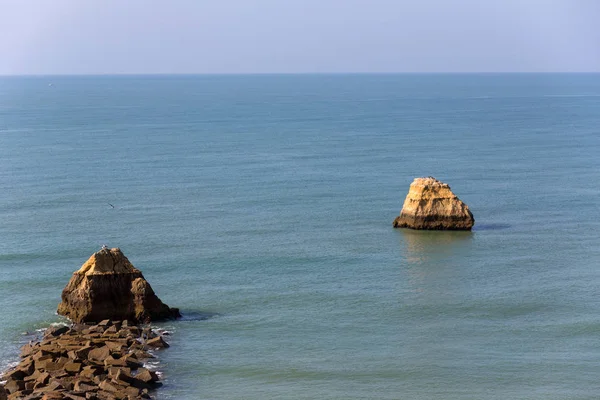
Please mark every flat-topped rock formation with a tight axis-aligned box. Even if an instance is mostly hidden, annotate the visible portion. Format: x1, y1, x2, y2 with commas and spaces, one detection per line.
393, 177, 474, 230
57, 248, 180, 324
0, 320, 168, 400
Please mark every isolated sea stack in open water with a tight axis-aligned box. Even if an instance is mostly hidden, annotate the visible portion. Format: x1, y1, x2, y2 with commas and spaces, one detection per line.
393, 177, 474, 230
57, 247, 180, 323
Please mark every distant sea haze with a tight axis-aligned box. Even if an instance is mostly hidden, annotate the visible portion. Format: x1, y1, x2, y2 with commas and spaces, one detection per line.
1, 74, 599, 399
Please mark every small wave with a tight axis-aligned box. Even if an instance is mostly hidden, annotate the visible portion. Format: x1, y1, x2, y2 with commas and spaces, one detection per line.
472, 223, 511, 231
143, 359, 160, 371
178, 311, 220, 322
49, 322, 69, 327
0, 360, 20, 380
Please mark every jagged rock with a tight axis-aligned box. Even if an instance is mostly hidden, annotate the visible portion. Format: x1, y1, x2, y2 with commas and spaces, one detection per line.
45, 326, 70, 338
57, 248, 180, 324
2, 321, 168, 400
133, 369, 158, 384
145, 336, 169, 349
3, 379, 24, 394
393, 177, 474, 230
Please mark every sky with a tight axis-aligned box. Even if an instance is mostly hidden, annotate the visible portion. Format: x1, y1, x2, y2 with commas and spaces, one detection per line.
0, 0, 599, 75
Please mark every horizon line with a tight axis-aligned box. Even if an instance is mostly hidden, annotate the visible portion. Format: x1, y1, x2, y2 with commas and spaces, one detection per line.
1, 71, 600, 78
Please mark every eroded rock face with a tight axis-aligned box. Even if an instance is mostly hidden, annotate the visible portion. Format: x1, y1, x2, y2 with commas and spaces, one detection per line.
57, 248, 180, 323
393, 177, 474, 230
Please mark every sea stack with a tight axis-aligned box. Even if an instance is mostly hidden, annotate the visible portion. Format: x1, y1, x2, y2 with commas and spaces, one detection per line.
57, 248, 180, 323
393, 177, 474, 230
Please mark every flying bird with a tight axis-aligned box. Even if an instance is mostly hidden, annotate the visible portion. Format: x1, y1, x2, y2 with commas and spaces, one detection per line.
108, 203, 115, 209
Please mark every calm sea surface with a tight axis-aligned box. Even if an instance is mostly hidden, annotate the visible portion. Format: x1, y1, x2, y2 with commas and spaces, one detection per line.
1, 74, 599, 399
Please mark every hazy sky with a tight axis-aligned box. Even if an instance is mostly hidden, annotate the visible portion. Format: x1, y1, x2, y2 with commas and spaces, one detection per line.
1, 0, 599, 74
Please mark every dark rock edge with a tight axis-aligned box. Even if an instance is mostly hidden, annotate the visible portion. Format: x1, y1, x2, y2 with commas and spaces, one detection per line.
392, 214, 474, 231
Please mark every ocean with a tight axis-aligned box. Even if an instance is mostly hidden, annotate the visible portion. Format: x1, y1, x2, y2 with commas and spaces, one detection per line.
1, 74, 599, 399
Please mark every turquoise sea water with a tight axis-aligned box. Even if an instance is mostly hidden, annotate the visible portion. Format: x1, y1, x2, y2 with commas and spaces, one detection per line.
1, 74, 600, 399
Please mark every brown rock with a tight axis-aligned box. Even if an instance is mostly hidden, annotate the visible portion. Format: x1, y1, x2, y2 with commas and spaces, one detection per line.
92, 374, 107, 386
103, 357, 127, 368
2, 369, 27, 382
125, 386, 142, 398
104, 342, 126, 355
97, 380, 120, 393
36, 371, 51, 386
57, 377, 75, 391
44, 358, 68, 373
124, 326, 140, 336
41, 392, 65, 400
80, 366, 103, 380
20, 343, 38, 358
8, 390, 31, 400
0, 385, 7, 400
107, 368, 131, 383
64, 394, 87, 400
24, 369, 42, 382
44, 326, 70, 338
73, 380, 97, 392
64, 362, 82, 374
146, 336, 169, 349
4, 379, 25, 394
131, 350, 154, 360
133, 369, 158, 384
33, 351, 53, 361
84, 393, 97, 400
46, 380, 65, 391
24, 380, 35, 391
94, 391, 117, 400
393, 177, 474, 230
57, 248, 181, 324
102, 326, 118, 336
88, 347, 110, 363
121, 355, 143, 369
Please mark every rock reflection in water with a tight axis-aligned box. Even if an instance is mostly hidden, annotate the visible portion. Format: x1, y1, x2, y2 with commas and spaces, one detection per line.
399, 229, 473, 264
397, 229, 473, 296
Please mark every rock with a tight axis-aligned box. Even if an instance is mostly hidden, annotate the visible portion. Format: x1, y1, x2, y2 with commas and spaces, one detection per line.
87, 346, 110, 364
64, 362, 82, 374
65, 394, 87, 400
20, 343, 37, 358
57, 248, 181, 324
45, 326, 70, 338
2, 320, 166, 400
73, 380, 97, 392
36, 372, 51, 386
103, 356, 128, 368
393, 177, 474, 230
2, 368, 27, 382
4, 379, 25, 394
145, 336, 169, 349
41, 392, 65, 400
133, 369, 158, 384
108, 368, 131, 383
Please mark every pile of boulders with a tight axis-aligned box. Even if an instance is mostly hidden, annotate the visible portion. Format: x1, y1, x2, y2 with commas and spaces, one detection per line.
0, 320, 169, 400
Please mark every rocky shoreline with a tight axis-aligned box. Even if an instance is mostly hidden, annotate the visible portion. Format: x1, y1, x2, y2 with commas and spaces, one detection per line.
1, 248, 180, 400
0, 320, 169, 400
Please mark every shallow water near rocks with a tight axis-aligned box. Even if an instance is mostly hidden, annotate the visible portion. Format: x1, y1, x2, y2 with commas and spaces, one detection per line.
1, 74, 600, 399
